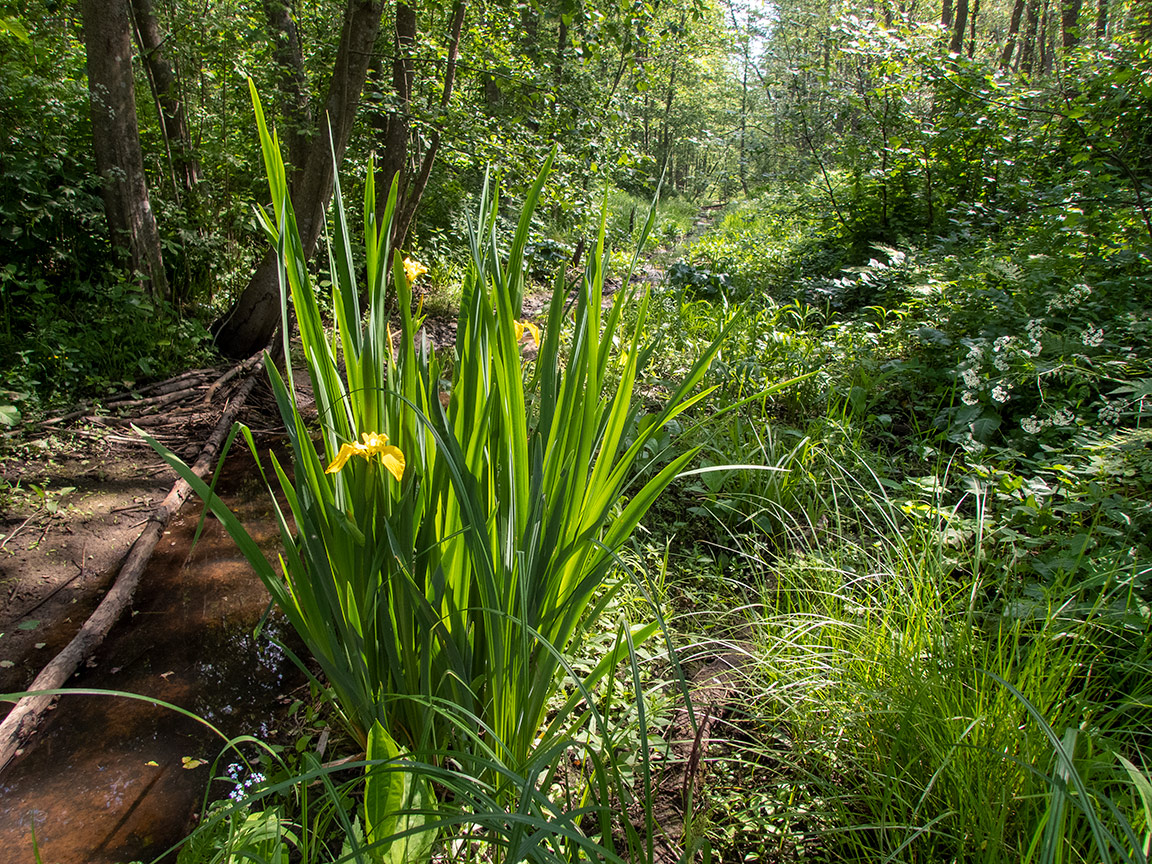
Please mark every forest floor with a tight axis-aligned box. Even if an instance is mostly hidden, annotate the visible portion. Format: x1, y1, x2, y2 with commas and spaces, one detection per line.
0, 405, 217, 700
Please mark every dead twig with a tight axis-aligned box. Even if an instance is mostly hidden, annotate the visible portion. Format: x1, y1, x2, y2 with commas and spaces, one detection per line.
0, 514, 38, 554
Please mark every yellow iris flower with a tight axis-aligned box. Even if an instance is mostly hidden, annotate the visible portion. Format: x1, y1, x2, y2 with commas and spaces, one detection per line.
324, 432, 406, 482
514, 320, 540, 347
403, 257, 428, 284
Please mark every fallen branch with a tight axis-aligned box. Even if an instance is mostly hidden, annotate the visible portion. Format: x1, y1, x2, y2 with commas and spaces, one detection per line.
203, 351, 264, 405
30, 369, 218, 429
0, 351, 265, 774
647, 632, 754, 864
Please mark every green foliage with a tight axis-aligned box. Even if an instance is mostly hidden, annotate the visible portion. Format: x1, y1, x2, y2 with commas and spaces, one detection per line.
149, 86, 726, 860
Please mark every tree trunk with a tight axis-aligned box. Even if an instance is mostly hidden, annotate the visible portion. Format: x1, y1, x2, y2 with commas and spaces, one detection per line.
968, 0, 981, 57
390, 0, 467, 253
950, 0, 969, 53
213, 0, 384, 358
129, 0, 200, 199
1095, 0, 1107, 37
1000, 0, 1026, 67
1019, 0, 1041, 74
81, 0, 169, 301
942, 0, 954, 27
263, 0, 313, 176
1061, 0, 1083, 48
1040, 0, 1054, 72
375, 2, 417, 229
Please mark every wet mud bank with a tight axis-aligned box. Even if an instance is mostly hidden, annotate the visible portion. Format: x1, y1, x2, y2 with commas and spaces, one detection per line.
0, 447, 304, 864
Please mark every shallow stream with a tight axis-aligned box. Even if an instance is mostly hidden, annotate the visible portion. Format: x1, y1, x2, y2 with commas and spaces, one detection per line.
0, 449, 302, 864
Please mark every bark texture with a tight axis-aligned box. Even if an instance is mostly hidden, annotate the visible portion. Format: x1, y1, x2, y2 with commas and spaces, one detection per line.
1062, 0, 1084, 47
81, 0, 169, 300
263, 0, 313, 175
950, 0, 970, 53
1000, 0, 1027, 67
214, 0, 385, 358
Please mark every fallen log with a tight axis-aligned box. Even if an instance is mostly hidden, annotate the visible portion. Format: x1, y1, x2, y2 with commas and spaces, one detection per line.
0, 351, 265, 773
647, 630, 754, 864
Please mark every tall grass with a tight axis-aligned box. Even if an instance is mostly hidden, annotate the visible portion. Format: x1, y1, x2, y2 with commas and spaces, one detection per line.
698, 439, 1152, 862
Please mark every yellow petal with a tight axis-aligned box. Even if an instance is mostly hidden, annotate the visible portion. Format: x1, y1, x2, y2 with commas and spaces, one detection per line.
380, 445, 406, 483
513, 320, 539, 347
403, 257, 428, 283
362, 431, 390, 451
325, 441, 361, 474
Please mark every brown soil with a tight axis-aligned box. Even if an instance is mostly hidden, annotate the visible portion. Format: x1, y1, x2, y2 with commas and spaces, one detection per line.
0, 368, 307, 863
0, 430, 206, 701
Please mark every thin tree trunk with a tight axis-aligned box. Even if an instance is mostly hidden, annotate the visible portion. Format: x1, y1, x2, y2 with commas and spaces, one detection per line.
943, 0, 954, 27
950, 0, 969, 53
1000, 0, 1026, 67
376, 1, 417, 215
129, 0, 200, 199
1095, 0, 1107, 37
1019, 0, 1040, 74
81, 0, 169, 301
263, 0, 313, 176
390, 0, 467, 252
1061, 0, 1083, 48
213, 0, 385, 358
968, 0, 981, 57
1040, 0, 1053, 72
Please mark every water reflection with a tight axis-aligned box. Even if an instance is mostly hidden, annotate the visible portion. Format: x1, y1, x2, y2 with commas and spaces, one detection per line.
0, 449, 303, 864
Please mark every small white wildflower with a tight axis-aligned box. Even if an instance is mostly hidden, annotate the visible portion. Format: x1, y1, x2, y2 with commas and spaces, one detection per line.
1082, 325, 1104, 347
962, 432, 987, 454
994, 354, 1011, 371
1052, 407, 1075, 426
992, 384, 1011, 403
966, 343, 984, 361
1097, 400, 1121, 425
962, 367, 981, 389
1021, 416, 1043, 434
962, 390, 979, 406
1026, 319, 1044, 341
993, 335, 1014, 352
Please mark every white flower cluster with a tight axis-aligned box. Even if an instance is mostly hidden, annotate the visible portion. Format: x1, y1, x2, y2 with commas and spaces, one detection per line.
226, 763, 267, 802
1098, 399, 1122, 424
1021, 415, 1046, 434
1024, 319, 1044, 357
992, 384, 1012, 403
959, 342, 985, 405
1081, 324, 1104, 347
1047, 282, 1093, 312
993, 335, 1015, 371
1020, 406, 1079, 434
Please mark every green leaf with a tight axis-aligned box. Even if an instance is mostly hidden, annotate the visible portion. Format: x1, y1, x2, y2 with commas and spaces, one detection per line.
364, 721, 438, 864
1116, 753, 1152, 836
17, 620, 40, 631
